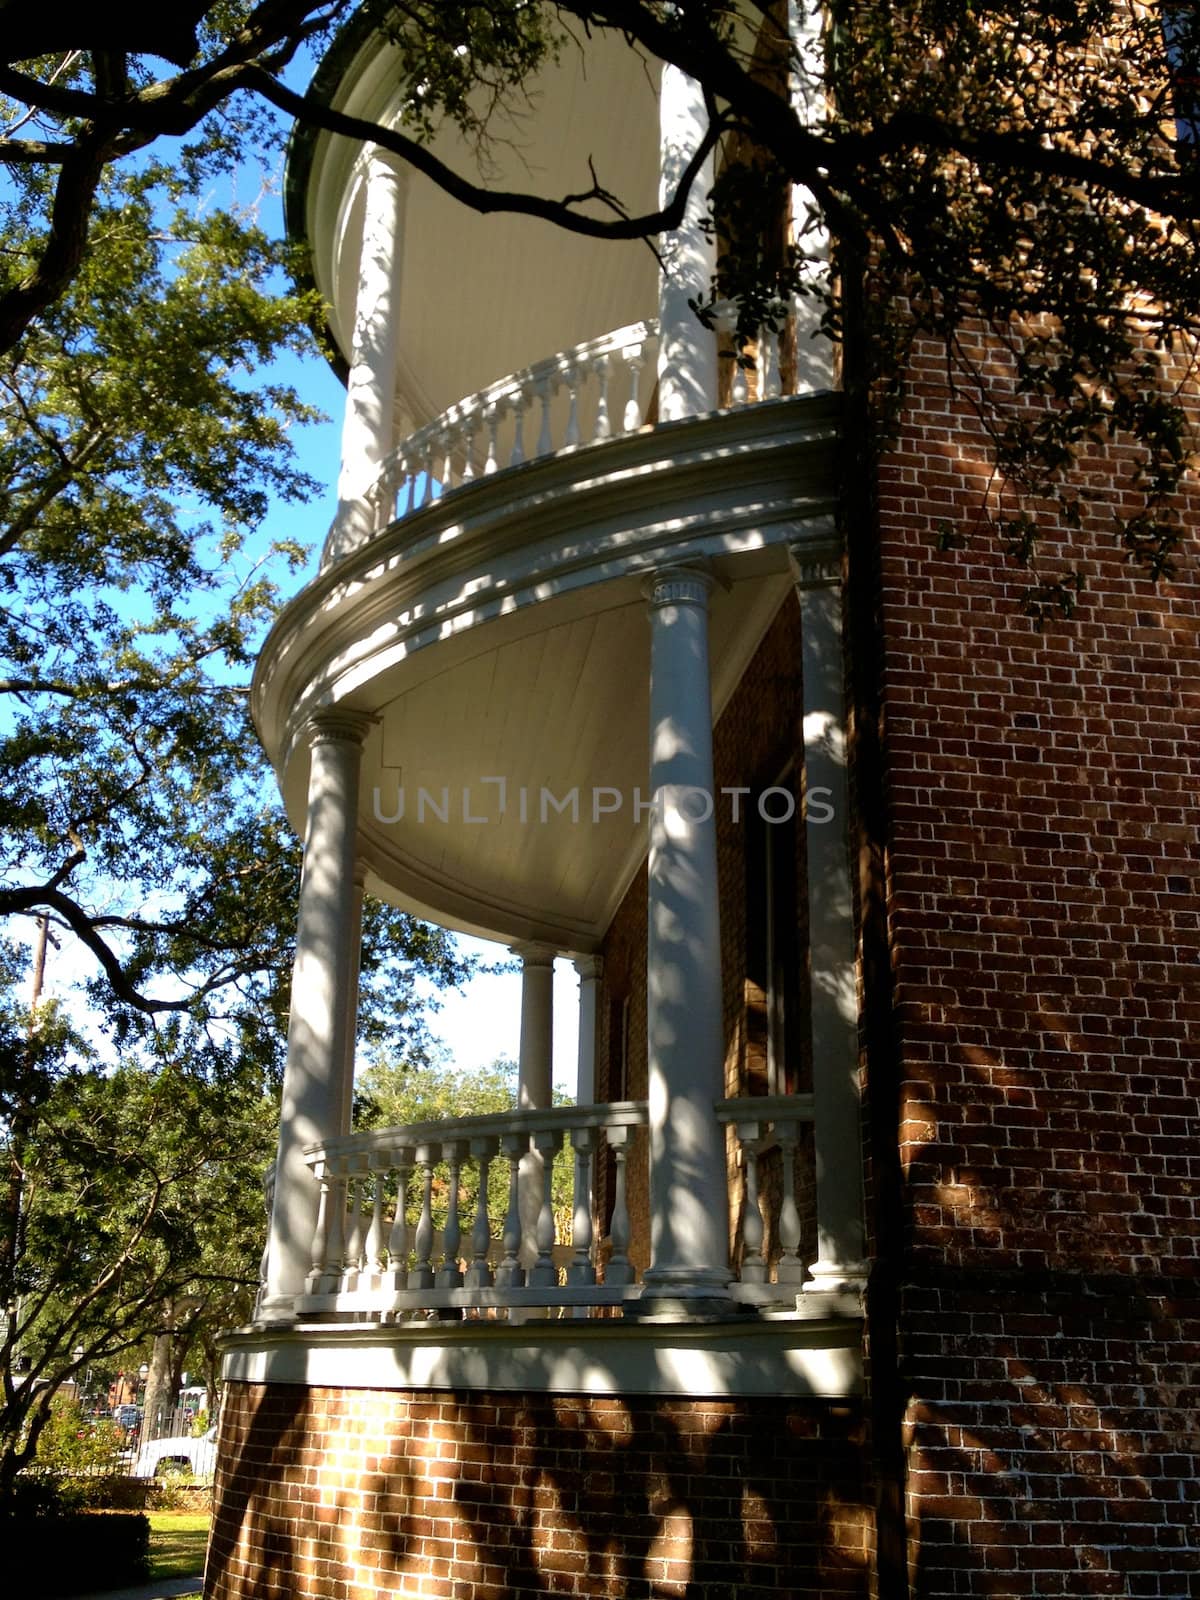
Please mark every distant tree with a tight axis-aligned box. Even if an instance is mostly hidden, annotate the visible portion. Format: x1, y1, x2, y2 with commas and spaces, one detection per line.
357, 1056, 575, 1241
0, 967, 274, 1496
0, 98, 473, 1504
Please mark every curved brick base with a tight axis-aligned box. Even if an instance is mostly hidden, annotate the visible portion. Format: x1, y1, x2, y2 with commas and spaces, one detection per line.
205, 1382, 872, 1600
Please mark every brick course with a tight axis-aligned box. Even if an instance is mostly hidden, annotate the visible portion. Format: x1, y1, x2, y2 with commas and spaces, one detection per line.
206, 1384, 871, 1600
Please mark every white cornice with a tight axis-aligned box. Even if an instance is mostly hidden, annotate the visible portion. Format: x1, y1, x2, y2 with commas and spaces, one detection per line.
253, 394, 840, 773
220, 1312, 863, 1399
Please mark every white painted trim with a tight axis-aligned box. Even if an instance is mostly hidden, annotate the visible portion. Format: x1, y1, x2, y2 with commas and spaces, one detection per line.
219, 1314, 863, 1400
251, 395, 839, 773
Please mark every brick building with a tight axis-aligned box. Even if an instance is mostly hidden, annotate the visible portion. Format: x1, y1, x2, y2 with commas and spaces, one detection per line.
206, 6, 1199, 1597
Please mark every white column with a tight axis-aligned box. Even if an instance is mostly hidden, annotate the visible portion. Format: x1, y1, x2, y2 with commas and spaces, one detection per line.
261, 710, 373, 1317
573, 955, 602, 1105
328, 150, 407, 564
787, 0, 835, 391
511, 942, 556, 1265
642, 567, 732, 1308
788, 541, 868, 1291
338, 862, 367, 1137
657, 65, 718, 422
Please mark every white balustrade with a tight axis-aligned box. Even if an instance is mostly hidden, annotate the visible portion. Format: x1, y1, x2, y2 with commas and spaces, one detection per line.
297, 1092, 820, 1320
362, 307, 808, 535
716, 1094, 818, 1304
299, 1101, 650, 1321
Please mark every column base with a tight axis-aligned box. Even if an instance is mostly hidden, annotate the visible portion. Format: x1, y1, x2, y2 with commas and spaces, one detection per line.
635, 1265, 742, 1321
802, 1259, 870, 1294
254, 1293, 297, 1324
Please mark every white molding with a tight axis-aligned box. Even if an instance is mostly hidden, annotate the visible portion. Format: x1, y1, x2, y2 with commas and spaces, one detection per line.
219, 1313, 863, 1400
252, 395, 840, 771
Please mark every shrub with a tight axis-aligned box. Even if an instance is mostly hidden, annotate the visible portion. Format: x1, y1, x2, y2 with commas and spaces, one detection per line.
7, 1512, 151, 1596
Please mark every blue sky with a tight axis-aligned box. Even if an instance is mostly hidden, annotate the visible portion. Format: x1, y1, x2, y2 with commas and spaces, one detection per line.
242, 151, 584, 1096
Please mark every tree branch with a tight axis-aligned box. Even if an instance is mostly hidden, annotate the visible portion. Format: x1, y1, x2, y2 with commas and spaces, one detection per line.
244, 64, 727, 241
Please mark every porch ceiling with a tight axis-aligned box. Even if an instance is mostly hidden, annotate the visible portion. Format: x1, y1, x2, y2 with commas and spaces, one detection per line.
255, 396, 841, 950
298, 22, 659, 416
351, 564, 794, 950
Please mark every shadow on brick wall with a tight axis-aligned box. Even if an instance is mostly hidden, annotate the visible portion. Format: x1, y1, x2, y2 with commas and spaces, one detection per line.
205, 1374, 872, 1600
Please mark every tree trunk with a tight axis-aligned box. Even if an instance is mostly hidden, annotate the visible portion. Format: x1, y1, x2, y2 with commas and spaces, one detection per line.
140, 1314, 176, 1441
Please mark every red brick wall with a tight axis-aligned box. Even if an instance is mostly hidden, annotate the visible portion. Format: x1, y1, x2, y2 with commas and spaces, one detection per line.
877, 331, 1200, 1594
206, 1383, 871, 1600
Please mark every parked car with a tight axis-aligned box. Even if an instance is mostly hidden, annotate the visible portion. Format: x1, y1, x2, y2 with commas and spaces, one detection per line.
132, 1424, 218, 1480
111, 1408, 141, 1446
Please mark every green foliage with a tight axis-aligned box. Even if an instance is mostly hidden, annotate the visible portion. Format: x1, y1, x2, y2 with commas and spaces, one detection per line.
823, 0, 1200, 596
29, 1396, 123, 1475
378, 1, 563, 147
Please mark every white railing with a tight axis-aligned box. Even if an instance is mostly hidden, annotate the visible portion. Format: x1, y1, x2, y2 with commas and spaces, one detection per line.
717, 1094, 816, 1305
367, 320, 659, 530
298, 1101, 647, 1320
295, 1093, 819, 1321
365, 309, 801, 533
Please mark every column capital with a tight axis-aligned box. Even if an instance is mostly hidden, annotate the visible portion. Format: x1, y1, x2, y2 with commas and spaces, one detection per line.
787, 539, 843, 591
572, 954, 603, 983
643, 565, 715, 612
308, 709, 377, 749
509, 941, 557, 969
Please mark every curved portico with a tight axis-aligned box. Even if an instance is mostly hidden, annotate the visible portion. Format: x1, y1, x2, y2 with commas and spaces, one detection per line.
246, 0, 863, 1346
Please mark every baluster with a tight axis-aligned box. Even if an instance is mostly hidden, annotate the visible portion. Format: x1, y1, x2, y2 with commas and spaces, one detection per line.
307, 1160, 333, 1293
384, 1145, 413, 1291
762, 327, 782, 400
622, 345, 645, 431
465, 1136, 496, 1289
774, 1117, 807, 1284
436, 1140, 465, 1288
509, 389, 528, 466
365, 1153, 386, 1284
737, 1120, 767, 1283
528, 1129, 560, 1287
483, 405, 501, 474
567, 1128, 596, 1287
440, 430, 455, 498
495, 1132, 526, 1289
731, 348, 750, 407
604, 1125, 635, 1286
366, 478, 385, 535
342, 1164, 365, 1293
418, 438, 434, 508
460, 417, 477, 482
408, 1144, 435, 1290
593, 354, 612, 441
563, 365, 581, 447
534, 372, 554, 457
320, 1158, 347, 1294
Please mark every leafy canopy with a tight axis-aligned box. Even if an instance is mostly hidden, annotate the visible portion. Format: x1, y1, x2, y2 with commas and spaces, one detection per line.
3, 3, 1195, 612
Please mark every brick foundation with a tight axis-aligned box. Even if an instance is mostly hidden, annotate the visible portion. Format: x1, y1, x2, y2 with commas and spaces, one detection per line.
205, 1384, 872, 1600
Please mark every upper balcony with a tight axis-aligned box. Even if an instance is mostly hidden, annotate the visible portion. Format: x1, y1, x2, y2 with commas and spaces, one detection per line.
256, 4, 839, 950
287, 16, 659, 442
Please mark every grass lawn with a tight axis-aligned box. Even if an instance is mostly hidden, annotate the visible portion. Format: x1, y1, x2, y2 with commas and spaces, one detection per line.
147, 1511, 211, 1581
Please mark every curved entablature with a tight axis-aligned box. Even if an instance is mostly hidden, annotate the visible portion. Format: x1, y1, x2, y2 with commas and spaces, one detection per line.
253, 393, 841, 948
322, 310, 820, 571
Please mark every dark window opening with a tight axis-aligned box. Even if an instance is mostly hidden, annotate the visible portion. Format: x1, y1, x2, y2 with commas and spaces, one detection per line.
1165, 4, 1200, 148
745, 772, 802, 1098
